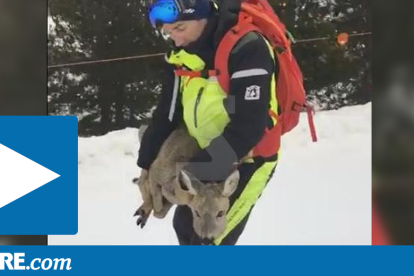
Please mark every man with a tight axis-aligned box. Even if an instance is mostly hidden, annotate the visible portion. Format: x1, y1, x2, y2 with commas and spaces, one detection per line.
137, 0, 280, 245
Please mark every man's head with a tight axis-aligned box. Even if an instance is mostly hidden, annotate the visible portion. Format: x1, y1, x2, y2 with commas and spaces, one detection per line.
161, 19, 208, 47
148, 0, 211, 47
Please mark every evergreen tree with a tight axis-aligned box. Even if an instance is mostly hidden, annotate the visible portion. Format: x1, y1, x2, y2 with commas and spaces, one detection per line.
49, 0, 166, 135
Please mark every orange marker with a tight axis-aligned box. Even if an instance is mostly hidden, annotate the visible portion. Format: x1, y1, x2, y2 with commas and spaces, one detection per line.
337, 32, 349, 45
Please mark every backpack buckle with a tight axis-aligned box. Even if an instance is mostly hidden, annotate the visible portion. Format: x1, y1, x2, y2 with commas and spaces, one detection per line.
201, 70, 219, 79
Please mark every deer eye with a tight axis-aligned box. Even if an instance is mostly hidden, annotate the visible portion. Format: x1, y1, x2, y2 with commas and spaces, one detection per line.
217, 211, 225, 218
195, 211, 201, 218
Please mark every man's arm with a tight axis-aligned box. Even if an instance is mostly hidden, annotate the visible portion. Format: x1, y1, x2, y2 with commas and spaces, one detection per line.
184, 32, 276, 182
137, 63, 183, 170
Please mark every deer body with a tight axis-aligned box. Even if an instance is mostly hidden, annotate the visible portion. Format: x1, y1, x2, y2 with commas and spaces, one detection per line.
135, 124, 240, 242
148, 125, 200, 213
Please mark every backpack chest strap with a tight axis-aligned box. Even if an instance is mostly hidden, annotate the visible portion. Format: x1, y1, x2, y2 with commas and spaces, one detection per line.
174, 69, 220, 86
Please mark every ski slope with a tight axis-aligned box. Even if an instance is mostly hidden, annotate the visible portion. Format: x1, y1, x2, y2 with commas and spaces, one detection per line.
49, 103, 372, 245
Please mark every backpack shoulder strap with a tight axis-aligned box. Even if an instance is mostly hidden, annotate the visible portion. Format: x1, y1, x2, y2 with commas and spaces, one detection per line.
215, 21, 261, 93
230, 31, 262, 55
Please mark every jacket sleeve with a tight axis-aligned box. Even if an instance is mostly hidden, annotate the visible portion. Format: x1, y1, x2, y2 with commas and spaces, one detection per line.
137, 63, 183, 170
184, 32, 276, 182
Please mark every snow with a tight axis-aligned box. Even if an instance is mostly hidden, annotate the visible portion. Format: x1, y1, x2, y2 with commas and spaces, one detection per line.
49, 103, 371, 245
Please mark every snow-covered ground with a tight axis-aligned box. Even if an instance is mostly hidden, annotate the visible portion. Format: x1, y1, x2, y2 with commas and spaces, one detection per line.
49, 103, 372, 245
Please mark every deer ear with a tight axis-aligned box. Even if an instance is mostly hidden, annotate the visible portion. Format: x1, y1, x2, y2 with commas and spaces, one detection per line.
222, 170, 240, 197
178, 170, 198, 195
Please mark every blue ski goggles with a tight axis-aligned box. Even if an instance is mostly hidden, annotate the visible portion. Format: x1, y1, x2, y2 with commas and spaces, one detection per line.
148, 0, 181, 28
148, 0, 211, 28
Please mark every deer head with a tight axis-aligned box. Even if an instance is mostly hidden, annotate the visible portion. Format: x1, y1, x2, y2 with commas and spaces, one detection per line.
177, 169, 240, 241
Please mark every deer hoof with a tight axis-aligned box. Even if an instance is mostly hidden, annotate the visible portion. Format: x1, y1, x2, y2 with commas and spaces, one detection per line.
133, 207, 149, 229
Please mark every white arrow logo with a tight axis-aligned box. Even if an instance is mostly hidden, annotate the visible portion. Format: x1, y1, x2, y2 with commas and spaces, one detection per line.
0, 143, 60, 209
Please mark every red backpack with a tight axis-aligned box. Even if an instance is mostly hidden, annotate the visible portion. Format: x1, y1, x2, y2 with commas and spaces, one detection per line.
176, 0, 317, 158
216, 0, 317, 157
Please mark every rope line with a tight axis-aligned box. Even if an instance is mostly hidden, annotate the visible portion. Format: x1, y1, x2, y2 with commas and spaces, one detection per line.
48, 31, 371, 69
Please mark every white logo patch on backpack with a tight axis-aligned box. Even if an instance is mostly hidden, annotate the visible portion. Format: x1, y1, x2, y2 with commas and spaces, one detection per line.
245, 85, 261, 100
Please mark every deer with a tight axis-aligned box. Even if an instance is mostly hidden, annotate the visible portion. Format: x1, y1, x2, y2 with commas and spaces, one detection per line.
133, 124, 240, 242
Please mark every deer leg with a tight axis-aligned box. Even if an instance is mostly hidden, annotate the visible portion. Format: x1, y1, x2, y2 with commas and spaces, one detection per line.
153, 197, 173, 219
132, 177, 153, 228
151, 182, 165, 216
